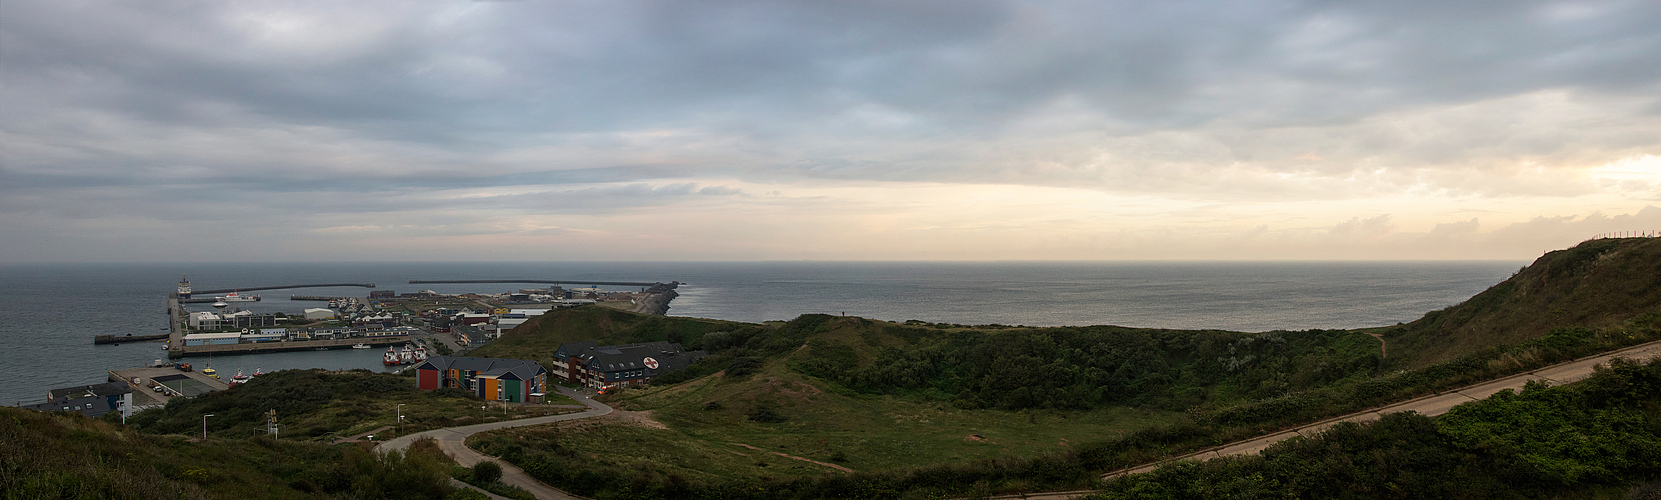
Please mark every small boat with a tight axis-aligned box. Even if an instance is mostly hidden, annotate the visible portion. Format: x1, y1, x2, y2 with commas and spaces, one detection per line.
228, 370, 249, 386
382, 347, 400, 366
251, 368, 265, 377
352, 343, 371, 349
201, 367, 218, 379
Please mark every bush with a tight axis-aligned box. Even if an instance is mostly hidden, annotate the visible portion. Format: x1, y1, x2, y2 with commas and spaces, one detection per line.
472, 461, 502, 483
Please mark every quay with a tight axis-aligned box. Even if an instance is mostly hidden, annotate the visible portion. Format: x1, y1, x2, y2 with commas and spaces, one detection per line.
109, 365, 230, 407
409, 279, 679, 288
290, 295, 348, 301
93, 333, 170, 344
174, 336, 410, 358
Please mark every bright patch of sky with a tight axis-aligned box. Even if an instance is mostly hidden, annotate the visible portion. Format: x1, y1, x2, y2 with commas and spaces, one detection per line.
2, 0, 1660, 262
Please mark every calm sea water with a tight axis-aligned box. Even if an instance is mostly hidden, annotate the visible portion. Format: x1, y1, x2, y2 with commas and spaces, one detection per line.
0, 261, 1521, 406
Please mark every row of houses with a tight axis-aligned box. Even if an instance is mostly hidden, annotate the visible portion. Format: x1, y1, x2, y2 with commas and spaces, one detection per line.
414, 356, 548, 403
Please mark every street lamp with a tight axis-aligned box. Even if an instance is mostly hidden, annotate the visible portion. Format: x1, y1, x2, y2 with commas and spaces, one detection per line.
481, 404, 486, 422
396, 403, 406, 436
202, 414, 214, 439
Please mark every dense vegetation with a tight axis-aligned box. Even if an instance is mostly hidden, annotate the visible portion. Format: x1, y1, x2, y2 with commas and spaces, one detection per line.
1092, 357, 1661, 499
0, 405, 456, 500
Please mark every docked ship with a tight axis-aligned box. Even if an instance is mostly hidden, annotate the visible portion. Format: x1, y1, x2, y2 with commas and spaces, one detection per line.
228, 370, 250, 386
216, 291, 260, 302
178, 275, 192, 299
383, 347, 400, 366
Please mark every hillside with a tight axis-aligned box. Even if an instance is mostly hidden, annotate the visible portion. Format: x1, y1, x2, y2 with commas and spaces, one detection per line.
1388, 237, 1661, 368
467, 305, 753, 369
0, 405, 454, 500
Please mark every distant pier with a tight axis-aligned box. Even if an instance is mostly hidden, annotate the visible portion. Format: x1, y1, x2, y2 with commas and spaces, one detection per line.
93, 333, 170, 344
191, 283, 376, 294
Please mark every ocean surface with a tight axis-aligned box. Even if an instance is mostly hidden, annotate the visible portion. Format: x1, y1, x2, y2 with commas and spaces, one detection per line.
0, 261, 1522, 407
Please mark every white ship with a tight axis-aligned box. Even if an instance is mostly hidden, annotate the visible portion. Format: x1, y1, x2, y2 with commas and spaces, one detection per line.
216, 291, 260, 302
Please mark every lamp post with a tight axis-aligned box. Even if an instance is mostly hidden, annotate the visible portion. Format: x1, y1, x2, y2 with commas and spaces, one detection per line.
396, 403, 405, 436
481, 404, 486, 422
202, 414, 214, 439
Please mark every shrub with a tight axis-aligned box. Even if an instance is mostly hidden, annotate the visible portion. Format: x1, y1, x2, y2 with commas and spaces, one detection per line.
472, 461, 502, 483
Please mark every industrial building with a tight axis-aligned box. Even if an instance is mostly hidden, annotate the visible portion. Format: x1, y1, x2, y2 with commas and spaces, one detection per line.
413, 356, 548, 403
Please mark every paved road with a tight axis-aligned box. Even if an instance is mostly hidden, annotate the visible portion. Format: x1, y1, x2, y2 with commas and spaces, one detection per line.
378, 386, 612, 500
1106, 338, 1661, 477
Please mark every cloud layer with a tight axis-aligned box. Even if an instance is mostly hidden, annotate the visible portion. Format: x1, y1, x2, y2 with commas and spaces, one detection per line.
3, 0, 1660, 261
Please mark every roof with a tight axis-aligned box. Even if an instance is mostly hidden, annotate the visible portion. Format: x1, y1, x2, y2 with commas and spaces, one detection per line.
47, 382, 130, 401
183, 332, 242, 340
416, 356, 546, 380
577, 341, 705, 376
555, 341, 598, 359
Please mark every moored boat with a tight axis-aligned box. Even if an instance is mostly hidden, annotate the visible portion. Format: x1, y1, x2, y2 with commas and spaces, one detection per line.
216, 291, 260, 302
382, 347, 400, 366
352, 343, 371, 349
228, 370, 249, 386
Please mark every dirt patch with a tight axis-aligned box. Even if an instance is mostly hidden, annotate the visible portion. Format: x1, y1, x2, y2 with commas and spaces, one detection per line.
1057, 438, 1070, 447
964, 434, 995, 443
607, 409, 669, 430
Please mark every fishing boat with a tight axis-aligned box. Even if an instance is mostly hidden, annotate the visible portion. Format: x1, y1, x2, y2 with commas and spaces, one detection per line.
414, 345, 429, 362
228, 370, 249, 386
398, 344, 415, 364
352, 343, 371, 349
251, 367, 265, 377
201, 367, 218, 379
382, 347, 400, 366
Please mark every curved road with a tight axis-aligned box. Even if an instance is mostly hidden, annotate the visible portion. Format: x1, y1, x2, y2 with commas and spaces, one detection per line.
378, 386, 612, 500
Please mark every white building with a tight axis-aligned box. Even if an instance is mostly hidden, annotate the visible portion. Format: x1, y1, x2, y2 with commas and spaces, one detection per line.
303, 308, 336, 320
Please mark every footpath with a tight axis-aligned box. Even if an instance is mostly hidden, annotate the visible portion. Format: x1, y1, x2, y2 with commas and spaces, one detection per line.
976, 338, 1661, 500
378, 385, 612, 500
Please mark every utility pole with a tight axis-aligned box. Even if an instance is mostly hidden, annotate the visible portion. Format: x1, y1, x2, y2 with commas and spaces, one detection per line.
202, 414, 214, 439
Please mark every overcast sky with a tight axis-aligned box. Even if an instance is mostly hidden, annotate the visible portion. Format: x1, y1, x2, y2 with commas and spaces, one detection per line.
3, 0, 1660, 262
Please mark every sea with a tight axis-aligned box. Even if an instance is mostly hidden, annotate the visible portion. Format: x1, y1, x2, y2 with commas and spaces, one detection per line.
0, 261, 1522, 407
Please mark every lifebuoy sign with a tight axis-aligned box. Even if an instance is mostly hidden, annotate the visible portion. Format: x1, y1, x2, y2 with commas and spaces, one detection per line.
644, 357, 659, 369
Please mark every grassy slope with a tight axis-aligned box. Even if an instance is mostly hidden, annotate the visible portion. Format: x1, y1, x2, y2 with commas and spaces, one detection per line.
467, 305, 749, 369
607, 358, 1179, 474
1389, 237, 1661, 368
0, 406, 454, 500
127, 369, 581, 442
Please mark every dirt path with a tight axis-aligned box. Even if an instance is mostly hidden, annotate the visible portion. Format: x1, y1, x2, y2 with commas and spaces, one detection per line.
332, 425, 393, 445
378, 386, 612, 499
1366, 332, 1386, 358
732, 443, 854, 473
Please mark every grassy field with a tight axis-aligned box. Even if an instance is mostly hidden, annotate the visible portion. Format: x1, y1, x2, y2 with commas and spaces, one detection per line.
473, 356, 1181, 482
